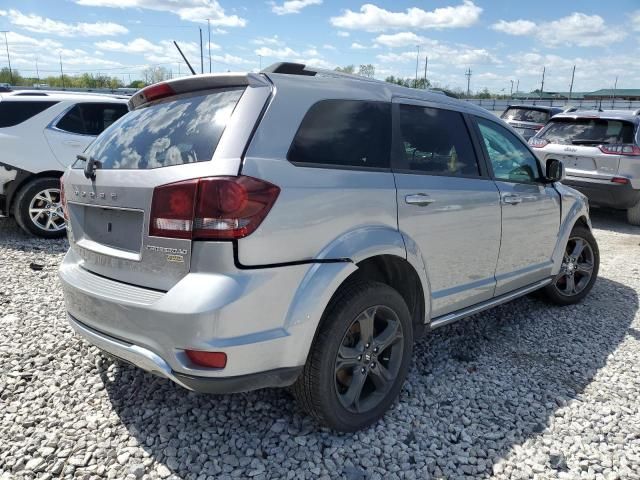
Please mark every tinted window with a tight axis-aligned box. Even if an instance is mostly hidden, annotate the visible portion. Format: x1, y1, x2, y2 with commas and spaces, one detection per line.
538, 118, 635, 145
83, 88, 244, 170
56, 103, 128, 136
397, 105, 479, 176
288, 100, 391, 169
501, 108, 548, 124
476, 117, 541, 183
0, 101, 59, 128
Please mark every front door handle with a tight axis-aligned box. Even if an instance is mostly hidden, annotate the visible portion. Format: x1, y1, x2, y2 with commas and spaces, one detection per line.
502, 194, 523, 205
405, 193, 434, 206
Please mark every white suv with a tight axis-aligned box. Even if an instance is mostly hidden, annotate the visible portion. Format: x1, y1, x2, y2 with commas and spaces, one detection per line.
0, 91, 128, 237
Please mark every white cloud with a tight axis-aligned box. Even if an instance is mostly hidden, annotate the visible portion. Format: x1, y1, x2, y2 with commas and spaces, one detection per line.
376, 40, 499, 67
1, 9, 128, 37
251, 35, 284, 46
271, 0, 322, 16
492, 13, 626, 47
375, 32, 427, 48
75, 0, 246, 26
351, 42, 367, 50
212, 53, 247, 66
294, 57, 334, 69
96, 38, 162, 54
491, 19, 536, 36
336, 31, 350, 37
632, 11, 640, 31
330, 0, 482, 32
323, 44, 336, 50
255, 46, 300, 58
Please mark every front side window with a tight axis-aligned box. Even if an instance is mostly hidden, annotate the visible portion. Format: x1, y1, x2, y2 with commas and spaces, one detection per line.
0, 101, 59, 128
397, 104, 479, 176
288, 100, 391, 169
56, 103, 128, 136
476, 117, 541, 183
82, 88, 244, 169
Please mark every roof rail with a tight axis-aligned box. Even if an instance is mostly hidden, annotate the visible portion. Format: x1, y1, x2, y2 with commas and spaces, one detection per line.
14, 92, 49, 96
563, 106, 578, 113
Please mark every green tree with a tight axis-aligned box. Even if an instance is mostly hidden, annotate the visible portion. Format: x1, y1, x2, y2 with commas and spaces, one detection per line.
476, 87, 491, 99
334, 65, 355, 74
357, 64, 375, 78
128, 80, 146, 89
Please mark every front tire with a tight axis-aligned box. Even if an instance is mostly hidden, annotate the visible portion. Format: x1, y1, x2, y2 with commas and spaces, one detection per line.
541, 226, 599, 305
13, 177, 66, 239
293, 281, 413, 432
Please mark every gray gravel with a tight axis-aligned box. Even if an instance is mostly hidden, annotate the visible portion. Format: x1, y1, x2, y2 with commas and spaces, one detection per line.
1, 209, 639, 480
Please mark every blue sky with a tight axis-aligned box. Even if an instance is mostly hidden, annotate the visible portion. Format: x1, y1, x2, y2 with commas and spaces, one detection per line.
0, 0, 639, 92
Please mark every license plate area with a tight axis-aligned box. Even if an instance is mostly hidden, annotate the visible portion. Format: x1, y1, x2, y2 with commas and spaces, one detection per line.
563, 155, 595, 171
70, 203, 144, 256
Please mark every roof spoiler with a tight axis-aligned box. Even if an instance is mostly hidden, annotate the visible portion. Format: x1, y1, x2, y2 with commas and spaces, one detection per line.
261, 62, 316, 76
563, 106, 578, 113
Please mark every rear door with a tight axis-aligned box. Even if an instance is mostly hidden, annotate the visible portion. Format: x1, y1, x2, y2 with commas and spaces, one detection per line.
44, 102, 128, 166
473, 116, 560, 296
63, 77, 271, 291
393, 99, 501, 318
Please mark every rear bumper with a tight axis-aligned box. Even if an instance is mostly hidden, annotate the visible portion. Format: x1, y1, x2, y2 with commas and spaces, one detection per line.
563, 176, 640, 209
59, 245, 316, 393
68, 314, 302, 393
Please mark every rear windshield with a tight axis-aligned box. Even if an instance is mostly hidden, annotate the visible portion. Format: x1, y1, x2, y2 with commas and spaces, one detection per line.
0, 100, 59, 127
501, 108, 549, 124
538, 118, 636, 145
81, 88, 244, 169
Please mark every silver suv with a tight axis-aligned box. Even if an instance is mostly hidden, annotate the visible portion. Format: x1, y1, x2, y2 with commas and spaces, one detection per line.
530, 110, 640, 225
60, 63, 599, 432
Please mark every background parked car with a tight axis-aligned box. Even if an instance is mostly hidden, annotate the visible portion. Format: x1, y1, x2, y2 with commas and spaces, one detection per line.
529, 109, 640, 225
501, 105, 564, 140
0, 91, 128, 237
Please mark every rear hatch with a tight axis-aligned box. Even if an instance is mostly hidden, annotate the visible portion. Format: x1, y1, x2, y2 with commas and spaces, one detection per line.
532, 116, 636, 179
62, 73, 272, 291
501, 107, 549, 139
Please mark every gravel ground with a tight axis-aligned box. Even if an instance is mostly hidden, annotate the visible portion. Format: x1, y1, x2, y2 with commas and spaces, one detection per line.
1, 209, 639, 480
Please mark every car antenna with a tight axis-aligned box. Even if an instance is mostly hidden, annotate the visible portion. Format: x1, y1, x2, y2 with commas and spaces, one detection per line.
173, 41, 197, 75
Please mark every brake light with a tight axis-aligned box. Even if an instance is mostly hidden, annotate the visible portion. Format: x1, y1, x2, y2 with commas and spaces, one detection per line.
60, 179, 68, 221
598, 144, 640, 156
529, 138, 549, 148
611, 177, 630, 185
185, 350, 227, 368
139, 82, 175, 103
149, 176, 280, 240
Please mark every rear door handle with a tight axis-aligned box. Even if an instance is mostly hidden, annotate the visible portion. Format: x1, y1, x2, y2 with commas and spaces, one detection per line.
405, 193, 434, 206
502, 194, 523, 205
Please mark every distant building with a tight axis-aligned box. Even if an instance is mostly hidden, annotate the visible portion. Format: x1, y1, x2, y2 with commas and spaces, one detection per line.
584, 89, 640, 100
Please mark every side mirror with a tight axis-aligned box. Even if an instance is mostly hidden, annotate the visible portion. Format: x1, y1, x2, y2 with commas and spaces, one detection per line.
546, 158, 565, 182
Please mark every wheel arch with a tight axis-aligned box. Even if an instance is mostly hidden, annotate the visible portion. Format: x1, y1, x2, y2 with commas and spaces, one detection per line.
6, 169, 65, 215
552, 186, 592, 275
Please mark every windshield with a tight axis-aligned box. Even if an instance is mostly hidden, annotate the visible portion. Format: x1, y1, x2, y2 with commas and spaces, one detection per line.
538, 118, 636, 145
501, 108, 549, 124
80, 87, 244, 169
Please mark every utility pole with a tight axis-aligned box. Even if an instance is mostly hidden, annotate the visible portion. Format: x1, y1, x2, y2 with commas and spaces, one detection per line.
510, 79, 514, 99
568, 65, 575, 101
423, 56, 428, 88
207, 19, 212, 73
540, 66, 545, 99
59, 52, 65, 89
465, 68, 472, 97
36, 57, 40, 84
199, 28, 204, 74
516, 79, 519, 96
1, 31, 12, 84
414, 45, 420, 87
612, 75, 618, 107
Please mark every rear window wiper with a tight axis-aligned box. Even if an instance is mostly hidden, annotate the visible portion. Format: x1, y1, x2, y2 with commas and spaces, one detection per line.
571, 140, 608, 145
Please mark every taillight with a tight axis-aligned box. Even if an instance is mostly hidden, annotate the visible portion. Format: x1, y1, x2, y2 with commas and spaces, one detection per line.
149, 176, 280, 240
529, 138, 549, 148
598, 144, 640, 156
139, 82, 175, 103
185, 350, 227, 368
60, 179, 68, 221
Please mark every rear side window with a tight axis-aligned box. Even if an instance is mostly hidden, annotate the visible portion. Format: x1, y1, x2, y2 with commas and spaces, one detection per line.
396, 104, 479, 177
0, 101, 59, 128
501, 108, 548, 124
56, 103, 129, 136
288, 100, 391, 169
83, 88, 244, 170
539, 118, 635, 145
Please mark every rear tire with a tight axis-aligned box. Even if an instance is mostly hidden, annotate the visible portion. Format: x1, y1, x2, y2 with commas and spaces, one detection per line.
627, 199, 640, 226
540, 226, 599, 305
292, 281, 413, 432
13, 177, 66, 239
